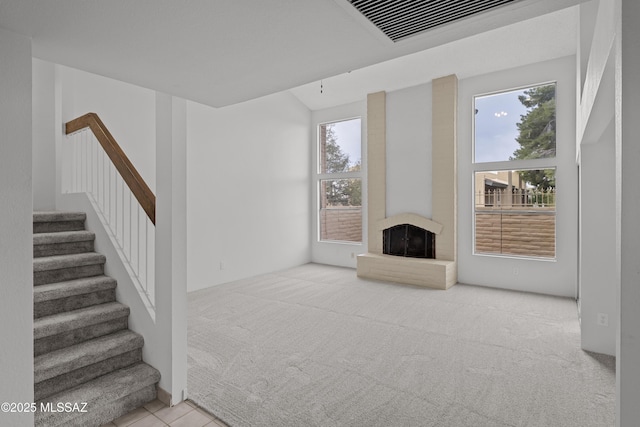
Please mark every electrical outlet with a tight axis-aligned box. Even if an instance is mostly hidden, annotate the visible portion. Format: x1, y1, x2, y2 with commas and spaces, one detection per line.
597, 313, 609, 326
219, 261, 226, 270
513, 267, 519, 276
351, 252, 355, 259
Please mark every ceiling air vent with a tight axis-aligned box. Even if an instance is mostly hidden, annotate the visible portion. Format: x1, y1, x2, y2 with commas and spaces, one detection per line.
348, 0, 521, 42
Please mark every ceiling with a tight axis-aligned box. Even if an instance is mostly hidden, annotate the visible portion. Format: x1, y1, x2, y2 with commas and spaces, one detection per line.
346, 0, 523, 42
292, 6, 578, 110
0, 0, 582, 109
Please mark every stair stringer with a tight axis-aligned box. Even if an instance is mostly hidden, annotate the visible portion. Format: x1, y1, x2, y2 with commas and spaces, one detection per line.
56, 193, 170, 402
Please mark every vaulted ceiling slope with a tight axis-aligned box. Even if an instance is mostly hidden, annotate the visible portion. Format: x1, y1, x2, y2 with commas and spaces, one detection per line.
0, 0, 583, 108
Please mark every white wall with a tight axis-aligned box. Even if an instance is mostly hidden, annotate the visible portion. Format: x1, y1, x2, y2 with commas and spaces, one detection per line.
58, 66, 156, 192
578, 0, 600, 97
310, 101, 366, 267
579, 0, 616, 147
187, 92, 311, 291
386, 83, 433, 219
155, 94, 188, 402
33, 58, 57, 210
577, 0, 618, 357
0, 27, 34, 427
618, 0, 640, 423
458, 56, 578, 297
579, 122, 616, 355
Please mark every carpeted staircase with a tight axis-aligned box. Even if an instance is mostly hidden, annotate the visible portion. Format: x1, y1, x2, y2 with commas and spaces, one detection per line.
33, 211, 160, 427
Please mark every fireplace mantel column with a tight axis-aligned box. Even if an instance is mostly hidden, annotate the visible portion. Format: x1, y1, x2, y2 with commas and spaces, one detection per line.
367, 91, 386, 255
432, 75, 458, 262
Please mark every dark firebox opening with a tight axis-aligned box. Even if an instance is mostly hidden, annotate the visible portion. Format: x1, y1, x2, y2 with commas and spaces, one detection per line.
383, 224, 435, 259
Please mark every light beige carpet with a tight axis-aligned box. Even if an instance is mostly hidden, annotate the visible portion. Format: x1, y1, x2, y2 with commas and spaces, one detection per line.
188, 263, 615, 427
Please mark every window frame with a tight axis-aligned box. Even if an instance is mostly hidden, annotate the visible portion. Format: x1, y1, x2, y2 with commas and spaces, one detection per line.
471, 81, 558, 260
316, 117, 363, 243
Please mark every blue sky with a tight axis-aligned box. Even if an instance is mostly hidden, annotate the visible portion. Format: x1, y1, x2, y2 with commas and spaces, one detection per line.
331, 118, 361, 168
474, 88, 528, 163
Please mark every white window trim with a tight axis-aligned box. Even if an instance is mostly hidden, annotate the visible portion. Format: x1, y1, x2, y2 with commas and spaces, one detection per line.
310, 101, 367, 269
457, 55, 577, 298
472, 82, 559, 260
316, 117, 363, 243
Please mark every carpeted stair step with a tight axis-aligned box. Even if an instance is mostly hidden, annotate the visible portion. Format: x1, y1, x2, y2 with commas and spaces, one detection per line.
35, 362, 160, 427
31, 210, 161, 426
34, 276, 117, 318
34, 330, 144, 401
34, 252, 106, 286
34, 230, 95, 257
34, 302, 130, 356
34, 211, 86, 234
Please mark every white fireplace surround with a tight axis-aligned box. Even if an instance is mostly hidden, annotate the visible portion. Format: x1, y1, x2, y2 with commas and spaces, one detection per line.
357, 75, 458, 290
378, 213, 443, 236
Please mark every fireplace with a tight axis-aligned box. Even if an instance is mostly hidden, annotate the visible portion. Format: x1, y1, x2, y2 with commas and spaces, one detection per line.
357, 212, 454, 289
357, 77, 458, 290
383, 224, 435, 259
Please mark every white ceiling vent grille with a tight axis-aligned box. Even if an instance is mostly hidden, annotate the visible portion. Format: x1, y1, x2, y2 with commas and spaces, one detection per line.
348, 0, 522, 42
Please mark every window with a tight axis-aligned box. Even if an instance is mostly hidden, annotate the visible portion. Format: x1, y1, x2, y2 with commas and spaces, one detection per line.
473, 83, 557, 258
317, 118, 362, 242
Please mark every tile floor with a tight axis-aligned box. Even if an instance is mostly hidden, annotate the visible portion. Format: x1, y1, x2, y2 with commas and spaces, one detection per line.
100, 399, 229, 427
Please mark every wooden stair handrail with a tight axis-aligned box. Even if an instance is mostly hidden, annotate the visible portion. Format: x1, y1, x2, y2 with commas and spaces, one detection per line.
65, 113, 156, 225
